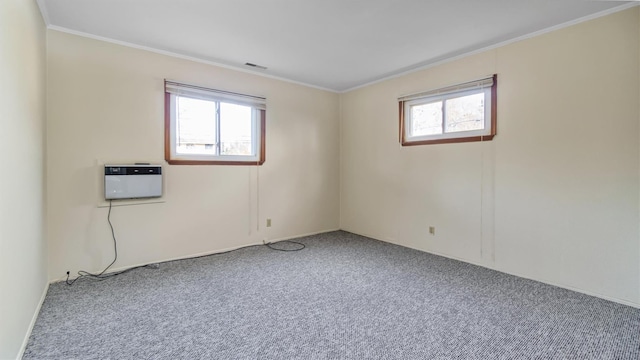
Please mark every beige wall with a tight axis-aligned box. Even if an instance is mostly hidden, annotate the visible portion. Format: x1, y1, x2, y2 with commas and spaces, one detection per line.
3, 7, 638, 358
0, 0, 48, 358
340, 8, 640, 306
46, 31, 340, 280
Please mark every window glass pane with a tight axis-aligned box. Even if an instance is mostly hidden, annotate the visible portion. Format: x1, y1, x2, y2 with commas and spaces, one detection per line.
445, 93, 484, 133
176, 96, 217, 154
411, 101, 443, 136
220, 102, 253, 156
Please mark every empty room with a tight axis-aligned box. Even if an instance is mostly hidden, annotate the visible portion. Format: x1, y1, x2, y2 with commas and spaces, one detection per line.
2, 0, 640, 359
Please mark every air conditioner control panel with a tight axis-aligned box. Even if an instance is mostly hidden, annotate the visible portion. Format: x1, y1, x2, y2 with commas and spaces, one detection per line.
104, 164, 162, 200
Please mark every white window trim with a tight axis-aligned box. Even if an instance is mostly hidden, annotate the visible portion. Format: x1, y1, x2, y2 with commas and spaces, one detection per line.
165, 80, 266, 165
403, 87, 492, 143
399, 75, 497, 146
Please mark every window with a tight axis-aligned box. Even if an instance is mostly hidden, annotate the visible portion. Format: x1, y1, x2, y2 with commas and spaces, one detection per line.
399, 75, 496, 146
165, 80, 266, 165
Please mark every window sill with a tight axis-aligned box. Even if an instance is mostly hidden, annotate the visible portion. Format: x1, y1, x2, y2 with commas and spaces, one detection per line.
401, 134, 495, 146
166, 159, 265, 166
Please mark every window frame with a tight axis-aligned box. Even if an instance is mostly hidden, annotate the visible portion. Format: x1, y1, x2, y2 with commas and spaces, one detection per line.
399, 74, 497, 146
164, 81, 266, 166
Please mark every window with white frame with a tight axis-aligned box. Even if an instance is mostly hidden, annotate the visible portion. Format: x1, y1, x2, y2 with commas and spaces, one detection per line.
165, 80, 266, 165
399, 75, 496, 146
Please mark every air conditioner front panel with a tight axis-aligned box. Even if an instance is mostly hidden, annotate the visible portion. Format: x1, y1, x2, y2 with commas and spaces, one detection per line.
104, 165, 162, 200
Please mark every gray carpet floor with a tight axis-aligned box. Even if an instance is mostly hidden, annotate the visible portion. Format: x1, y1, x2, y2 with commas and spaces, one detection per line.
24, 231, 640, 359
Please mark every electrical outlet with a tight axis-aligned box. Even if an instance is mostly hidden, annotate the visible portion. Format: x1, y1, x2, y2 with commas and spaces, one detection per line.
266, 218, 272, 227
429, 226, 435, 235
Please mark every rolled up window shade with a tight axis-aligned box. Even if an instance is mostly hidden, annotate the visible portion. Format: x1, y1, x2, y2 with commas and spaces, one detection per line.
398, 76, 494, 102
165, 80, 266, 110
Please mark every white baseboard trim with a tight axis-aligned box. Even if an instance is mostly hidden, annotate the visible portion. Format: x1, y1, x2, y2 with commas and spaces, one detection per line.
48, 227, 640, 308
343, 229, 640, 309
52, 228, 342, 283
266, 228, 341, 243
16, 282, 49, 360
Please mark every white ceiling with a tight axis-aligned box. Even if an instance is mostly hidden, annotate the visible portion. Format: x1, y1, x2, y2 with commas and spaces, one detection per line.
37, 0, 633, 92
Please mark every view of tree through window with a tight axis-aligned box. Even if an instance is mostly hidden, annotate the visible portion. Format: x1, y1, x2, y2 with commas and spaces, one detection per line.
410, 93, 484, 136
399, 75, 496, 146
445, 93, 484, 133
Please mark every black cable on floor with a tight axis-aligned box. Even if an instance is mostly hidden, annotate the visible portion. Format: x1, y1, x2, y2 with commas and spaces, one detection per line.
183, 240, 305, 261
65, 202, 305, 285
66, 200, 148, 285
265, 240, 305, 251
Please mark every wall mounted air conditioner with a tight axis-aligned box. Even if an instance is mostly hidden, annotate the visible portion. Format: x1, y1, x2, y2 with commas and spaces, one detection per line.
104, 165, 162, 200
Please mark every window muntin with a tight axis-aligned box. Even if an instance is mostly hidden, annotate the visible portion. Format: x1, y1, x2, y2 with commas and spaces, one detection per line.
400, 75, 496, 146
165, 80, 265, 165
